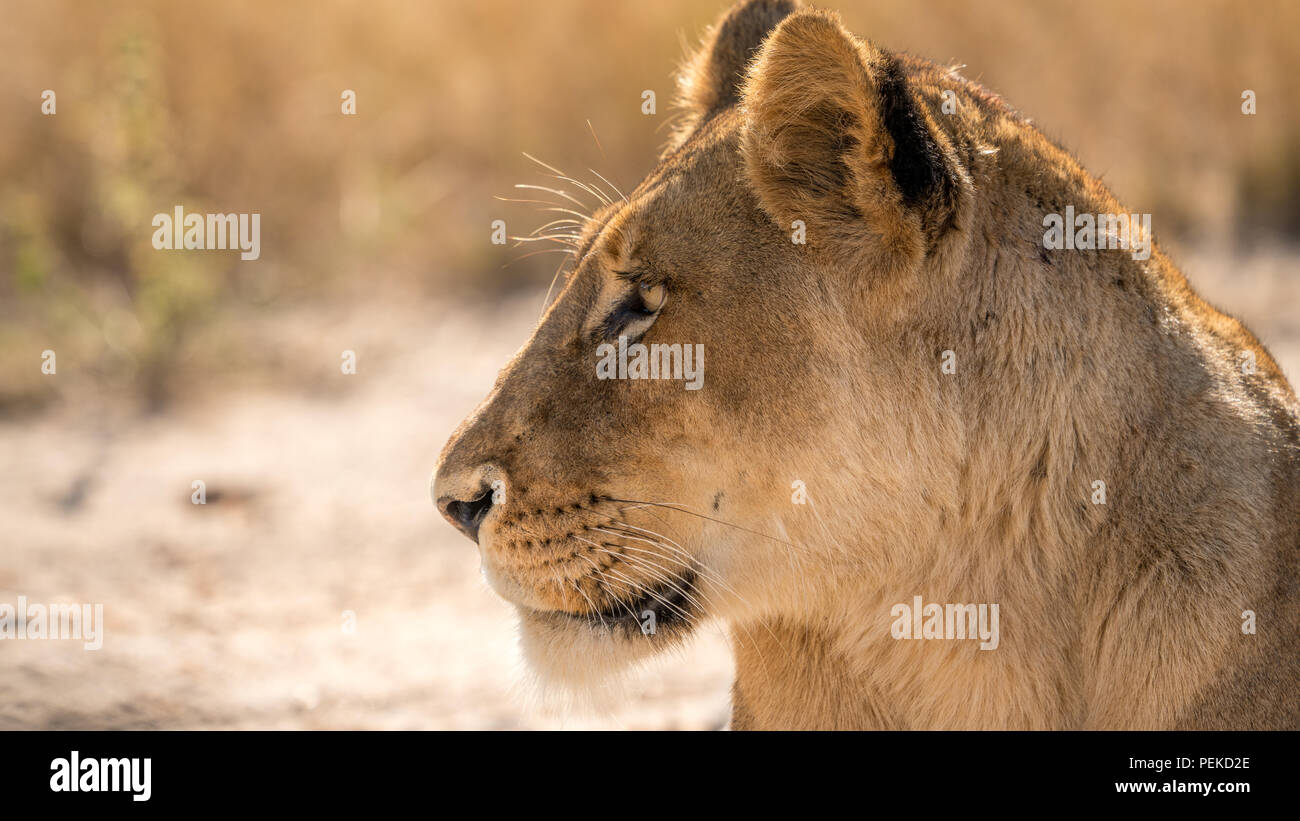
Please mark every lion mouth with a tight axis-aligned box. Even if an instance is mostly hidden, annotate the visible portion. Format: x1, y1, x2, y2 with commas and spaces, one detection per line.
570, 568, 700, 634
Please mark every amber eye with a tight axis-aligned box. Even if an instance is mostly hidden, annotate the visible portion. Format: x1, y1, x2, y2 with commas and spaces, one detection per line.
638, 281, 667, 313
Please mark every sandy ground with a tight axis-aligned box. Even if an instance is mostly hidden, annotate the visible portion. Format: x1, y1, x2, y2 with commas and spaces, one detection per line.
0, 247, 1295, 730
0, 291, 733, 729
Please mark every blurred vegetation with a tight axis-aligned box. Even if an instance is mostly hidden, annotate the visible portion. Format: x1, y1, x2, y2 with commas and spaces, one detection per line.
2, 0, 1298, 411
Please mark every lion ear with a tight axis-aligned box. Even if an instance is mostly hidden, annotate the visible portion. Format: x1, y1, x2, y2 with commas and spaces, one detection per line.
675, 0, 800, 122
740, 10, 963, 272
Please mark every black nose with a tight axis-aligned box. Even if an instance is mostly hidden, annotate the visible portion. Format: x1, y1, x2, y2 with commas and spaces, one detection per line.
438, 485, 494, 543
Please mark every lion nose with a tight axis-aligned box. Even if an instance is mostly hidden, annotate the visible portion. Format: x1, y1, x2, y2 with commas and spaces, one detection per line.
437, 484, 494, 543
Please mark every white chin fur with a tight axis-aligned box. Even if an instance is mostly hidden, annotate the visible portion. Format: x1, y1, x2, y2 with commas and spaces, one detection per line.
516, 606, 685, 689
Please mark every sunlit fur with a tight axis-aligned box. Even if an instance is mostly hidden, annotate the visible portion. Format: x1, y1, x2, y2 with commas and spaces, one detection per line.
435, 0, 1300, 729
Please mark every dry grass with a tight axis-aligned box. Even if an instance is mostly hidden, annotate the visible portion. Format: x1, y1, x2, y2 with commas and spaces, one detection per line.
2, 0, 1299, 408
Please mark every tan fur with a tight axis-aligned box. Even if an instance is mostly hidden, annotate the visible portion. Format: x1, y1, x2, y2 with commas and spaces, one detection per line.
434, 1, 1300, 729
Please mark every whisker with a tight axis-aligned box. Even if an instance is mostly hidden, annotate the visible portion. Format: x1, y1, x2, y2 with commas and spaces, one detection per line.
539, 255, 570, 319
570, 578, 608, 629
606, 498, 812, 553
591, 518, 768, 660
574, 552, 642, 623
547, 173, 612, 207
588, 168, 627, 203
586, 119, 608, 164
573, 534, 694, 625
509, 234, 580, 246
600, 510, 799, 668
590, 545, 706, 614
602, 564, 694, 625
591, 522, 738, 603
515, 183, 588, 210
521, 151, 568, 178
493, 195, 564, 206
603, 520, 747, 605
503, 248, 577, 268
537, 205, 595, 222
590, 547, 700, 622
528, 218, 584, 235
585, 507, 795, 676
604, 510, 761, 625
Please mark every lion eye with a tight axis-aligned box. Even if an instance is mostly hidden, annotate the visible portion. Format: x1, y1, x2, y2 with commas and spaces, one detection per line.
638, 282, 667, 313
598, 278, 667, 341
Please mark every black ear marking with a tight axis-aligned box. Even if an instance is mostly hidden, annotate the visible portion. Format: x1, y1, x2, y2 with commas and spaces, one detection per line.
876, 54, 957, 213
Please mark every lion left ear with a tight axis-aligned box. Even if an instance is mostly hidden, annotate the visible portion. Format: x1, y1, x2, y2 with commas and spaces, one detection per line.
673, 0, 800, 127
740, 10, 965, 274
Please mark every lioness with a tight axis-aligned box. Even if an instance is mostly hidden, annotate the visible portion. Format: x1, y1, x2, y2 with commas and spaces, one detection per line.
434, 0, 1299, 729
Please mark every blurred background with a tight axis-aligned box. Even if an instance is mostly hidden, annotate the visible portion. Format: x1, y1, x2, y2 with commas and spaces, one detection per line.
1, 0, 1297, 728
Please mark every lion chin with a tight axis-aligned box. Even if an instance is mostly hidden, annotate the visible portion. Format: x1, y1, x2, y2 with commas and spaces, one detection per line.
513, 570, 705, 689
512, 600, 702, 691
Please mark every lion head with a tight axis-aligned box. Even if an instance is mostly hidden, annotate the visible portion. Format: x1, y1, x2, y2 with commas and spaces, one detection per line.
433, 0, 977, 685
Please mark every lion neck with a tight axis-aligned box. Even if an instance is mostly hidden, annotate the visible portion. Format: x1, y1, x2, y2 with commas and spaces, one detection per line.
727, 201, 1204, 729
